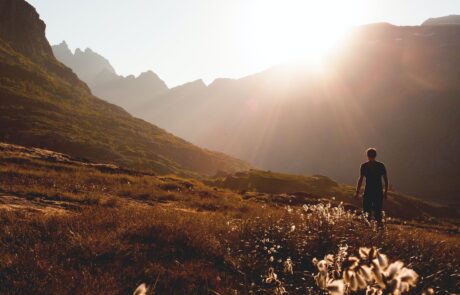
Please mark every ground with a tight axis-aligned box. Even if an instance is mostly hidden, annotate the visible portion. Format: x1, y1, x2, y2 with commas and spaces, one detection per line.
0, 142, 458, 294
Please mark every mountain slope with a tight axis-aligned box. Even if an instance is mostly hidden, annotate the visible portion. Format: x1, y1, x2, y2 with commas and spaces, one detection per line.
0, 0, 249, 176
51, 21, 460, 204
52, 41, 169, 112
422, 15, 460, 26
140, 24, 460, 204
209, 169, 459, 220
52, 41, 116, 82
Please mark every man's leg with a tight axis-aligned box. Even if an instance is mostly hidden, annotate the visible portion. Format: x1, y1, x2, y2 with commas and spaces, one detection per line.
373, 195, 384, 228
363, 196, 372, 222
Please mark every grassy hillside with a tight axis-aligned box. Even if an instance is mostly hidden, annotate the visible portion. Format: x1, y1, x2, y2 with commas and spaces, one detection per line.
0, 0, 249, 177
131, 24, 460, 205
210, 170, 459, 221
0, 142, 458, 294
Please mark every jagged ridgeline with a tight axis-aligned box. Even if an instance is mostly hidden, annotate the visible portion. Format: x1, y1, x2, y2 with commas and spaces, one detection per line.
0, 0, 249, 176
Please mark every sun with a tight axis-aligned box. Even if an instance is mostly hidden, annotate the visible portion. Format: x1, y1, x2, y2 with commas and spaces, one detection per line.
238, 0, 360, 69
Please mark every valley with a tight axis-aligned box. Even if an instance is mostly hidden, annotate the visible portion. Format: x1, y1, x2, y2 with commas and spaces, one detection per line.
54, 24, 460, 206
0, 0, 459, 294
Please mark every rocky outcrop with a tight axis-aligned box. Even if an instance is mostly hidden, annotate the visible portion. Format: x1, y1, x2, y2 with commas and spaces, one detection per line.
0, 0, 53, 59
422, 15, 460, 26
52, 42, 169, 112
52, 41, 116, 82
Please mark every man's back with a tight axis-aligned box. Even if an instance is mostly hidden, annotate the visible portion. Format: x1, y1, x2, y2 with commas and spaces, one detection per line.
360, 161, 386, 195
356, 149, 389, 228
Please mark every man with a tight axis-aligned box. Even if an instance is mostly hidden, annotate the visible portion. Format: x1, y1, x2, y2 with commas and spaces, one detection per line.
355, 148, 388, 228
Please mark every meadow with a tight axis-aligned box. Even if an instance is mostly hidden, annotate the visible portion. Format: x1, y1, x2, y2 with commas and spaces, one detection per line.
0, 143, 458, 294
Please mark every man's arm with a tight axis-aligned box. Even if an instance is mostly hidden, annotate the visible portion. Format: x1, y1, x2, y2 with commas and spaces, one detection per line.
355, 165, 364, 198
383, 172, 389, 199
355, 175, 364, 198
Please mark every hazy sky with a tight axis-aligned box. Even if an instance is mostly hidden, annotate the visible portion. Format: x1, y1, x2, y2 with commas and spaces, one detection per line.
29, 0, 460, 87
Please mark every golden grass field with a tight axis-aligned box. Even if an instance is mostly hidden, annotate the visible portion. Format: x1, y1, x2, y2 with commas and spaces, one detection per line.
0, 142, 458, 294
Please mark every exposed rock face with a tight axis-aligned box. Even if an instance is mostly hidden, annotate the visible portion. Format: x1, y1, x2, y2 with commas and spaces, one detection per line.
52, 41, 116, 82
0, 0, 53, 59
423, 15, 460, 26
140, 23, 460, 205
52, 42, 169, 112
52, 41, 74, 61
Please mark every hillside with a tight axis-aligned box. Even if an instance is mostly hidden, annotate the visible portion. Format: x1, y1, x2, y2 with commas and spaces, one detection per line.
422, 15, 460, 26
52, 41, 116, 82
140, 24, 460, 205
54, 22, 460, 205
0, 141, 458, 294
0, 0, 249, 176
209, 170, 459, 221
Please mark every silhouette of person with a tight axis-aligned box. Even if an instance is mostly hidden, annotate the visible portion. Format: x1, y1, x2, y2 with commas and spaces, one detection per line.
355, 148, 388, 228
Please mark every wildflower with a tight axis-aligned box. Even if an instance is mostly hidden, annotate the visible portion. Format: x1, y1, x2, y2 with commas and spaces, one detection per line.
313, 257, 330, 289
133, 283, 148, 295
274, 281, 287, 295
265, 267, 278, 284
313, 247, 419, 295
342, 256, 359, 271
384, 261, 419, 294
422, 288, 435, 295
283, 258, 294, 275
357, 264, 373, 282
327, 279, 345, 295
366, 285, 383, 295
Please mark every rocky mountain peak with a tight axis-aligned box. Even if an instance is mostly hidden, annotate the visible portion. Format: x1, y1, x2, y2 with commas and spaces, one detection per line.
52, 42, 116, 81
52, 40, 73, 60
0, 0, 53, 59
422, 15, 460, 26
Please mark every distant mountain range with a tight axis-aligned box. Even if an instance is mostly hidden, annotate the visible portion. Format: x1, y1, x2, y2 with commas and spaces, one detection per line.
422, 15, 460, 26
52, 18, 460, 205
0, 0, 249, 176
52, 42, 169, 112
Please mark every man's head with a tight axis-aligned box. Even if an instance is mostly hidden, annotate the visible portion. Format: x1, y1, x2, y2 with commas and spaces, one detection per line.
366, 148, 377, 160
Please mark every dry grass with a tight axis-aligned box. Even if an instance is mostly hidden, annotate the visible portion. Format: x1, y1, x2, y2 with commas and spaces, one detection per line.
0, 144, 459, 294
225, 204, 459, 294
0, 207, 235, 294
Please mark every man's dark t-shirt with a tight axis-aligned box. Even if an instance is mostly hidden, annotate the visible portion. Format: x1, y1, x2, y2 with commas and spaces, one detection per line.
360, 161, 387, 197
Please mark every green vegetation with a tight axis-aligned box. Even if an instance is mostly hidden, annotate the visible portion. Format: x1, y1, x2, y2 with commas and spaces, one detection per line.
0, 142, 458, 294
0, 39, 249, 177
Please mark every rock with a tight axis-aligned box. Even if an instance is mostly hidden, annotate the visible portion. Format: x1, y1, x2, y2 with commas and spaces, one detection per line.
0, 0, 53, 58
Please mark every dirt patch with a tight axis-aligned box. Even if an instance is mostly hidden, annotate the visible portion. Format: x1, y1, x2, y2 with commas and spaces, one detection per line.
0, 194, 77, 215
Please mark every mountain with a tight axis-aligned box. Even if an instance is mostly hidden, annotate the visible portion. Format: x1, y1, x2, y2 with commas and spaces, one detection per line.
141, 23, 460, 205
90, 70, 169, 112
52, 41, 116, 82
0, 0, 249, 176
51, 21, 460, 205
0, 0, 52, 59
52, 41, 169, 112
422, 15, 460, 26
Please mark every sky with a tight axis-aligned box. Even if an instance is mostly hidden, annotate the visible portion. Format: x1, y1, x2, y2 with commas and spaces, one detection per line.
29, 0, 460, 87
